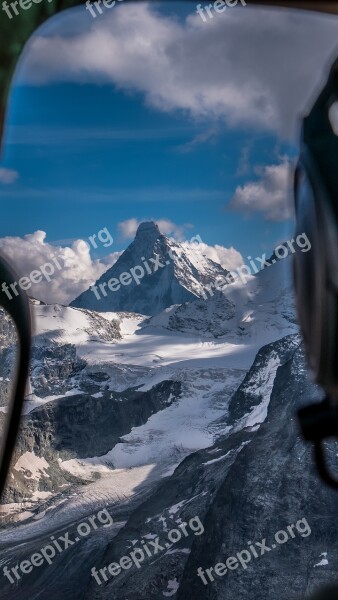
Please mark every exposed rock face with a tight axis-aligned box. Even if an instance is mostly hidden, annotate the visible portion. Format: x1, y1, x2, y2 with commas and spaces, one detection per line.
175, 343, 332, 600
144, 257, 298, 345
71, 222, 230, 315
31, 344, 86, 397
25, 379, 181, 460
2, 448, 80, 508
74, 307, 122, 342
162, 293, 236, 338
2, 379, 181, 506
0, 308, 17, 348
80, 334, 338, 600
0, 309, 17, 407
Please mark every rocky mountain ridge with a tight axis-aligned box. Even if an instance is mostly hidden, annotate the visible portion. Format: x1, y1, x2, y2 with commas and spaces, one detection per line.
71, 222, 230, 315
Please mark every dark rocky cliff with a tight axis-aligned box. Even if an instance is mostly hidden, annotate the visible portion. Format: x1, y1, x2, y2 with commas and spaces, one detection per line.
84, 334, 338, 600
2, 379, 181, 506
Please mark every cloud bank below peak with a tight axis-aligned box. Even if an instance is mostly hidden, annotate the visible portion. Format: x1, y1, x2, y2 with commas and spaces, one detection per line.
0, 225, 244, 305
0, 231, 120, 305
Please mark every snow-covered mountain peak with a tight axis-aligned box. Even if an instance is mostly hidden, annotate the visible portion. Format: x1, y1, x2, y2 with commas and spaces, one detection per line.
71, 222, 230, 315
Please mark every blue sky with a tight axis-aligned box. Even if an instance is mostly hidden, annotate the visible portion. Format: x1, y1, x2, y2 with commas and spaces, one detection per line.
1, 80, 294, 257
0, 1, 337, 270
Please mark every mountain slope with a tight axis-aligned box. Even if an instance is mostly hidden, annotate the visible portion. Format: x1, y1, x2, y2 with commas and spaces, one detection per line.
0, 308, 17, 408
71, 222, 230, 315
79, 334, 336, 600
144, 256, 297, 346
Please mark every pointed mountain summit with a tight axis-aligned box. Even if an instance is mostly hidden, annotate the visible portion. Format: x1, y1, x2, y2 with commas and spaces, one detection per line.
135, 220, 161, 240
70, 222, 230, 315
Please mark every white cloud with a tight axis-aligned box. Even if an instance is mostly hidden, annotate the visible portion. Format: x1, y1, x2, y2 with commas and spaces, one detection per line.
118, 218, 192, 241
0, 228, 245, 303
0, 231, 120, 305
229, 158, 294, 221
17, 4, 338, 138
183, 241, 244, 271
118, 218, 140, 240
0, 168, 19, 184
156, 219, 192, 241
